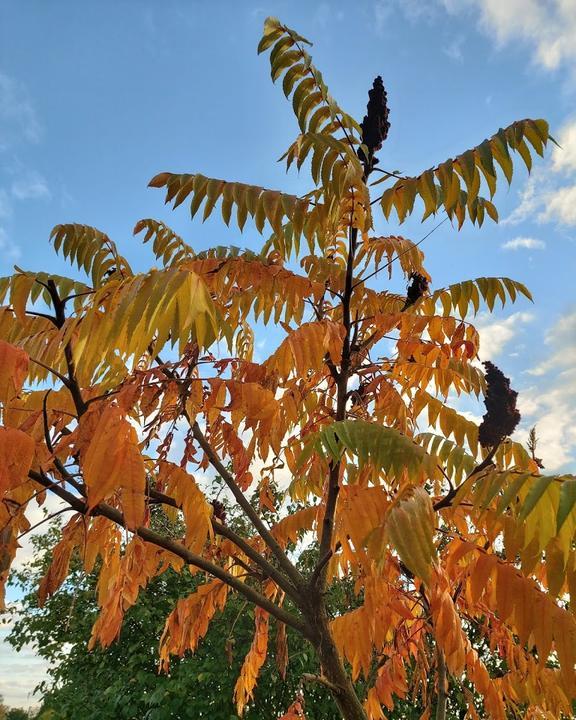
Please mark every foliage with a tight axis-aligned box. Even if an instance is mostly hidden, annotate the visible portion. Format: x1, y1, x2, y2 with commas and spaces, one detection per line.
0, 16, 574, 720
7, 513, 349, 720
5, 710, 31, 720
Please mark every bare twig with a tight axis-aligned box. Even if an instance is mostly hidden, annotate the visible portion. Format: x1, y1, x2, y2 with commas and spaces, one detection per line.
352, 216, 449, 291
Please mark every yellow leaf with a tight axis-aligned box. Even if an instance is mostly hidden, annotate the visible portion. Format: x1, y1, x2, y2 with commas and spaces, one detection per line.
387, 488, 437, 582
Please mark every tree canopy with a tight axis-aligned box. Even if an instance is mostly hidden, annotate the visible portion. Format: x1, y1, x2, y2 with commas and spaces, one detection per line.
1, 16, 574, 720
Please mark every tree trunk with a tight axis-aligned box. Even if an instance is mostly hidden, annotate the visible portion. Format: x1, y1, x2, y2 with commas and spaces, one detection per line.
308, 604, 368, 720
435, 647, 447, 720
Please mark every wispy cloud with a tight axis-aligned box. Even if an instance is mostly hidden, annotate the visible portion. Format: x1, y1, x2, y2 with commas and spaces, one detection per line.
441, 0, 576, 75
0, 226, 21, 262
504, 119, 576, 226
314, 2, 345, 27
0, 617, 47, 709
511, 309, 576, 471
0, 496, 67, 709
443, 35, 464, 62
526, 309, 576, 376
373, 0, 436, 33
515, 370, 576, 471
476, 311, 534, 360
0, 71, 42, 146
501, 236, 545, 251
0, 189, 11, 219
11, 171, 50, 201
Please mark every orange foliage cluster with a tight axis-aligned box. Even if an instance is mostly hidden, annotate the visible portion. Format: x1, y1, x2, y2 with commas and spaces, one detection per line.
0, 16, 573, 720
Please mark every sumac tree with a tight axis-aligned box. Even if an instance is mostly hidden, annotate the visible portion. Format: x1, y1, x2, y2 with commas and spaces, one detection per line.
1, 17, 575, 720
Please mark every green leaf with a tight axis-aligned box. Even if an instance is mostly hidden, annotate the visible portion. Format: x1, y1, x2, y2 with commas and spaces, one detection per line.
557, 478, 576, 532
317, 420, 436, 482
519, 476, 554, 520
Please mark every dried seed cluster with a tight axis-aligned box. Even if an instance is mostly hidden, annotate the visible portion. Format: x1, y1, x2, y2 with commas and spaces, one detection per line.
478, 361, 521, 448
358, 75, 390, 174
211, 499, 227, 524
403, 273, 430, 310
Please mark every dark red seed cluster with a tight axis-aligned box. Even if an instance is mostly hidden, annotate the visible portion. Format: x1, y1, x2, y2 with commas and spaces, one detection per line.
403, 273, 429, 310
211, 499, 227, 524
358, 75, 390, 173
478, 361, 521, 448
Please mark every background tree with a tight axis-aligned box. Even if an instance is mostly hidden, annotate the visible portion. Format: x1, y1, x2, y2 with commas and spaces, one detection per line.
0, 16, 574, 720
5, 710, 31, 720
8, 508, 357, 720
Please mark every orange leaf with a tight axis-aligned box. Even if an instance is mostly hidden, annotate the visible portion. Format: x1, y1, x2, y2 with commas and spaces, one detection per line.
0, 426, 34, 494
81, 405, 146, 529
0, 341, 28, 404
234, 607, 269, 715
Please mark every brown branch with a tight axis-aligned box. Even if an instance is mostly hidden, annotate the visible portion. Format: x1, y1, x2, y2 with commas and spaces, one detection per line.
24, 310, 59, 324
190, 421, 305, 592
213, 519, 300, 601
45, 279, 88, 416
136, 488, 299, 600
315, 217, 357, 588
28, 469, 309, 638
29, 356, 71, 388
435, 646, 447, 720
301, 672, 341, 694
147, 353, 304, 598
309, 547, 333, 587
433, 444, 499, 511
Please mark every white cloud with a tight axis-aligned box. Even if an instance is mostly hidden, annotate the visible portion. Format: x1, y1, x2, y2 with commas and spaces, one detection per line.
552, 119, 576, 173
526, 309, 576, 376
476, 311, 534, 359
504, 119, 576, 227
0, 618, 47, 709
0, 497, 66, 710
11, 494, 68, 573
0, 226, 20, 262
0, 71, 41, 146
501, 236, 545, 251
433, 4, 576, 227
443, 35, 464, 62
513, 309, 576, 471
515, 370, 576, 471
441, 0, 576, 73
11, 171, 50, 201
540, 183, 576, 225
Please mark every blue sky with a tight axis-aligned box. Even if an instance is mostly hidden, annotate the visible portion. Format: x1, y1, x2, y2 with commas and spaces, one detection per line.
1, 0, 575, 709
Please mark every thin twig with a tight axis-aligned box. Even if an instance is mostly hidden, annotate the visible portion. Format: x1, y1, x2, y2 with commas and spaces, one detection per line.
301, 673, 341, 694
17, 507, 73, 539
29, 356, 71, 388
28, 468, 310, 637
352, 216, 449, 291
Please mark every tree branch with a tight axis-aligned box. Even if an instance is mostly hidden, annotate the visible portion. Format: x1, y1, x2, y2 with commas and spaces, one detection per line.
147, 486, 300, 600
28, 469, 310, 638
301, 672, 341, 694
28, 356, 71, 388
435, 646, 447, 720
315, 217, 357, 588
190, 421, 305, 592
45, 279, 88, 416
433, 444, 498, 511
